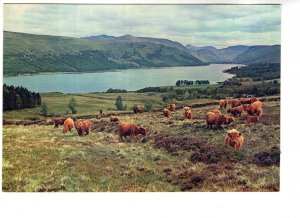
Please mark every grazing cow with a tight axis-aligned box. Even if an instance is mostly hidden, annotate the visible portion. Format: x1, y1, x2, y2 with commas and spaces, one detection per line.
185, 109, 192, 119
168, 103, 176, 111
163, 108, 171, 117
63, 117, 74, 133
133, 105, 143, 114
210, 109, 222, 115
227, 105, 244, 117
74, 120, 91, 136
239, 98, 253, 104
206, 112, 229, 129
119, 121, 146, 141
225, 129, 244, 151
183, 106, 191, 116
246, 115, 260, 124
219, 99, 228, 109
231, 99, 242, 108
247, 101, 263, 116
110, 115, 119, 122
223, 115, 234, 127
53, 118, 66, 128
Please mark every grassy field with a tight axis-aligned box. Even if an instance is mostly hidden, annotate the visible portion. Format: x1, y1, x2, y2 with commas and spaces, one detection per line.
3, 92, 217, 121
2, 97, 280, 192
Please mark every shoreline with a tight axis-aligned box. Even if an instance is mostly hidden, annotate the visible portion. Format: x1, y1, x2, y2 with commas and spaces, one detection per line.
2, 63, 246, 78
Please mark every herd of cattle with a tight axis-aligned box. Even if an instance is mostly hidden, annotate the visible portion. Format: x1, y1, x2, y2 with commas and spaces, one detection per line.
53, 97, 263, 151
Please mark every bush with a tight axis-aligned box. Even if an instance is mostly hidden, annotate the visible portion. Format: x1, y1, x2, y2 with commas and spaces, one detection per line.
144, 102, 153, 112
40, 103, 48, 116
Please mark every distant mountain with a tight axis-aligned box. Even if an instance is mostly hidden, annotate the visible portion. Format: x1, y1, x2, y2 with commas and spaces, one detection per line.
3, 31, 207, 76
186, 44, 250, 63
234, 45, 281, 64
186, 44, 280, 64
83, 34, 187, 51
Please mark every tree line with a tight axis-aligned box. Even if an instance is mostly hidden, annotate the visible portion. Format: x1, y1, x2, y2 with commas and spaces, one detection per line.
3, 84, 41, 111
175, 80, 210, 86
223, 63, 280, 80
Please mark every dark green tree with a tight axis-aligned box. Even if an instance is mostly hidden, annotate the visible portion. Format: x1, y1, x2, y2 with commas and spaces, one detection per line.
68, 98, 77, 114
115, 96, 126, 111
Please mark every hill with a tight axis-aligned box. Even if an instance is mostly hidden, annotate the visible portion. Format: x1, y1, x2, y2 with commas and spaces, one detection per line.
83, 34, 187, 51
186, 44, 280, 64
234, 45, 281, 64
3, 31, 207, 76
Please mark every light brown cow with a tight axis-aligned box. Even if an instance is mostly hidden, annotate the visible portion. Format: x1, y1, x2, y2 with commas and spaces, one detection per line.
210, 109, 222, 115
168, 103, 176, 111
185, 109, 192, 119
74, 120, 91, 136
110, 115, 119, 122
63, 117, 74, 133
219, 99, 228, 109
256, 107, 263, 118
182, 106, 191, 116
119, 121, 146, 141
163, 108, 171, 117
247, 101, 263, 116
225, 129, 244, 151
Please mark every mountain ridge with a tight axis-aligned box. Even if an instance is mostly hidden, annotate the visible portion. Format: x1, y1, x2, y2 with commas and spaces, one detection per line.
3, 31, 207, 76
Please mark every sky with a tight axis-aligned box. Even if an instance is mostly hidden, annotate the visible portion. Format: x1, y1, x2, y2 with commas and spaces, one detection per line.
3, 4, 281, 48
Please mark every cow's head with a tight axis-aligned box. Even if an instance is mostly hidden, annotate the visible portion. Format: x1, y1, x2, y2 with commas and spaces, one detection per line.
138, 126, 147, 136
227, 130, 242, 147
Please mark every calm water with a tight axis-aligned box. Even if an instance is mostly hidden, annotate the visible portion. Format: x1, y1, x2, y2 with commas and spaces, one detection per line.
3, 64, 241, 93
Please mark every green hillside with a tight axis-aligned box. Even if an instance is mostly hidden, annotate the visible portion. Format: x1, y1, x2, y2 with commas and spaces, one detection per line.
3, 31, 207, 76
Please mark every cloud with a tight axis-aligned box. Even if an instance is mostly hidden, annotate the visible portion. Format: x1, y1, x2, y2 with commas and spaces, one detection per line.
3, 4, 281, 47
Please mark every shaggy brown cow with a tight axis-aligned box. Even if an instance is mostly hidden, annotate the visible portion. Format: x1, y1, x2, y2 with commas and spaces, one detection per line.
206, 112, 229, 129
133, 105, 143, 114
210, 109, 222, 115
168, 103, 176, 111
183, 106, 191, 116
243, 104, 251, 111
256, 107, 263, 118
223, 115, 234, 127
53, 118, 66, 128
219, 99, 228, 109
246, 115, 260, 124
227, 105, 244, 117
74, 120, 91, 136
119, 122, 146, 141
110, 115, 119, 122
231, 99, 242, 108
247, 101, 263, 115
163, 108, 171, 117
185, 109, 192, 119
225, 129, 244, 151
63, 117, 74, 133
